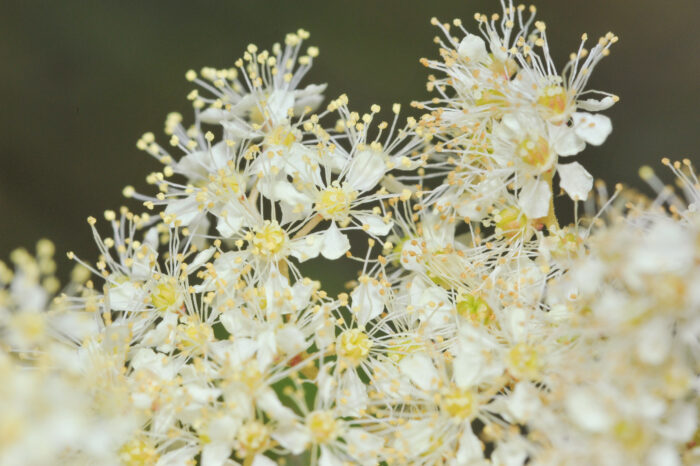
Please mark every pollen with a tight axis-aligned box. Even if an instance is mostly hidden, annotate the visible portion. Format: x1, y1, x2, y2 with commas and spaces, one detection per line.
251, 221, 288, 257
456, 293, 495, 326
119, 437, 159, 466
337, 328, 372, 366
507, 343, 543, 379
495, 207, 528, 235
440, 386, 476, 420
537, 84, 571, 122
236, 420, 270, 454
151, 278, 180, 312
307, 410, 339, 444
516, 136, 553, 170
315, 185, 357, 221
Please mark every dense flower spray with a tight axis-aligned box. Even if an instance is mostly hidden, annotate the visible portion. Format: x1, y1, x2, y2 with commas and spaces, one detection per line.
1, 2, 698, 465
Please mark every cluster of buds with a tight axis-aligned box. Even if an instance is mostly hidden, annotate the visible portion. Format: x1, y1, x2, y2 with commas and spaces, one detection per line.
1, 2, 698, 465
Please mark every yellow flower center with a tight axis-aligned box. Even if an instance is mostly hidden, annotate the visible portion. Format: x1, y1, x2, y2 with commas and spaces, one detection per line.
475, 88, 505, 108
338, 328, 372, 366
265, 124, 299, 148
249, 105, 265, 125
315, 186, 357, 221
495, 207, 528, 236
232, 360, 264, 392
613, 420, 647, 450
507, 343, 543, 379
440, 387, 476, 420
456, 293, 495, 326
178, 316, 213, 349
119, 438, 159, 466
151, 279, 179, 312
307, 410, 339, 444
516, 136, 552, 170
388, 336, 424, 363
236, 420, 270, 453
10, 312, 46, 344
537, 85, 570, 122
548, 229, 583, 260
212, 168, 242, 195
251, 221, 288, 257
487, 54, 518, 78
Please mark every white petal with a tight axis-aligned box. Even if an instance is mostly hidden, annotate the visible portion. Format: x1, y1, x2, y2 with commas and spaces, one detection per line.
636, 317, 672, 365
320, 223, 350, 260
177, 141, 229, 176
572, 112, 612, 145
552, 127, 585, 156
198, 107, 229, 125
201, 442, 231, 466
215, 210, 244, 238
289, 233, 322, 262
645, 444, 680, 466
506, 382, 542, 424
293, 83, 327, 114
353, 212, 393, 236
338, 370, 368, 416
557, 161, 593, 201
222, 119, 258, 140
566, 388, 612, 432
345, 150, 386, 192
456, 423, 485, 464
276, 325, 307, 356
518, 178, 551, 218
266, 90, 295, 124
107, 281, 144, 311
251, 454, 277, 466
156, 447, 198, 466
272, 424, 310, 455
399, 353, 438, 391
399, 238, 423, 272
505, 306, 528, 342
257, 388, 296, 423
319, 446, 344, 466
500, 113, 522, 134
186, 247, 215, 274
661, 402, 697, 442
350, 280, 384, 326
490, 438, 529, 466
577, 95, 616, 112
143, 227, 159, 250
345, 428, 384, 460
458, 33, 488, 62
165, 197, 201, 226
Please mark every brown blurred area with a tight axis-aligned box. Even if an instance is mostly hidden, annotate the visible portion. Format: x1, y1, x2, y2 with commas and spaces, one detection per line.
1, 0, 698, 288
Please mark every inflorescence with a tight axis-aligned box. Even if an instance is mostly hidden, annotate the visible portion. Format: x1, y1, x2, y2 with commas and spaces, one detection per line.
1, 2, 698, 465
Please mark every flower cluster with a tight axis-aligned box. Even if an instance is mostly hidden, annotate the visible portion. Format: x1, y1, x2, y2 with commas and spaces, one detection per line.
2, 3, 698, 465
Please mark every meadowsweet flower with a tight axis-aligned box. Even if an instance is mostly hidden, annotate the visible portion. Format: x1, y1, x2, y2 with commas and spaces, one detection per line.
5, 5, 699, 465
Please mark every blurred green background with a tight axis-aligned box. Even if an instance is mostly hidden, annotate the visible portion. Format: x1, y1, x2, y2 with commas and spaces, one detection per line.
1, 0, 698, 289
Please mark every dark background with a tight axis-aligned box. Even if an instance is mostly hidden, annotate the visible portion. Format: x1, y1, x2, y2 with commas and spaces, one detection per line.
1, 0, 698, 289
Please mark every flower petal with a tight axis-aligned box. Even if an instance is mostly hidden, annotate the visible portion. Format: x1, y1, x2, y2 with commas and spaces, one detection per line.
518, 178, 551, 218
289, 233, 322, 262
458, 33, 488, 62
320, 222, 350, 259
353, 212, 393, 236
272, 424, 310, 455
399, 353, 439, 391
557, 161, 593, 201
552, 127, 585, 157
350, 279, 384, 326
572, 112, 612, 146
577, 95, 616, 112
345, 150, 386, 192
